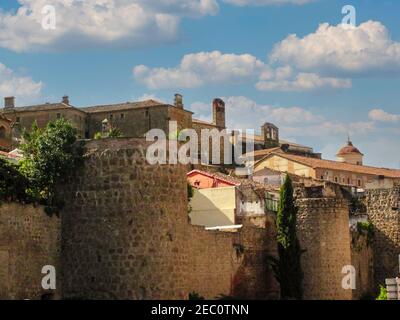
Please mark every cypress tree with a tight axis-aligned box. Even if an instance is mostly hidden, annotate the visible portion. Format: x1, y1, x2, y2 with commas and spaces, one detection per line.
275, 174, 303, 300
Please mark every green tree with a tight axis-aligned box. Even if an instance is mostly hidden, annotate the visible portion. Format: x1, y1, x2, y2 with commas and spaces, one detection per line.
275, 174, 304, 300
19, 119, 81, 208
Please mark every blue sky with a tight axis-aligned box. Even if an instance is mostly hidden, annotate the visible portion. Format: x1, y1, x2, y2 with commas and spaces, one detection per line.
0, 0, 400, 168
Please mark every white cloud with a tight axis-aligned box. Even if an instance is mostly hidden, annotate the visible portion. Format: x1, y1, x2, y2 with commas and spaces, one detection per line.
0, 63, 43, 104
368, 109, 400, 123
0, 0, 219, 52
224, 0, 315, 6
270, 21, 400, 75
133, 52, 349, 91
133, 51, 266, 89
256, 66, 351, 91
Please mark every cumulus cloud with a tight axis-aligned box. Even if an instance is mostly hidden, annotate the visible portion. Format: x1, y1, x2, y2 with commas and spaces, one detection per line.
133, 52, 349, 91
133, 51, 266, 89
0, 0, 219, 52
270, 21, 400, 75
0, 63, 43, 104
369, 109, 400, 123
224, 0, 315, 6
256, 66, 351, 91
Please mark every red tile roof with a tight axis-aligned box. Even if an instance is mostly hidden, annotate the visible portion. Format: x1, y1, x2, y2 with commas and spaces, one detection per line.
258, 152, 400, 179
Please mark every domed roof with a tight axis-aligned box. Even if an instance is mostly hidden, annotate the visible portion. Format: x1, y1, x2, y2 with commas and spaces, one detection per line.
337, 141, 363, 156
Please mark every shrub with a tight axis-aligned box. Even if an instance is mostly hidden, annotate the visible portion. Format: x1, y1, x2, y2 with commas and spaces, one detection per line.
376, 285, 388, 300
188, 292, 204, 300
357, 221, 374, 246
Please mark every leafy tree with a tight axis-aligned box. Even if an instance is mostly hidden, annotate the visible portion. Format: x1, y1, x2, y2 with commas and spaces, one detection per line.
19, 119, 81, 209
275, 174, 304, 300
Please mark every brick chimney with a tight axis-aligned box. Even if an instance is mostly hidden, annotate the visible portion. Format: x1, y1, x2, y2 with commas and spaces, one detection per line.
4, 96, 15, 110
62, 95, 70, 105
174, 94, 183, 109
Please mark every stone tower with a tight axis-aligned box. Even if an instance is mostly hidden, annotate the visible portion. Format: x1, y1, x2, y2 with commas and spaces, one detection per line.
212, 98, 226, 129
261, 123, 279, 149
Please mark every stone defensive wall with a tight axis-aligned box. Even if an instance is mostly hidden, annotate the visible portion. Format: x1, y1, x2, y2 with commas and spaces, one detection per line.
0, 203, 60, 299
366, 185, 400, 288
59, 138, 279, 300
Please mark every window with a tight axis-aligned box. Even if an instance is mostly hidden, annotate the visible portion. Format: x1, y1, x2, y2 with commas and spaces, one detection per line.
334, 177, 338, 183
321, 176, 324, 180
109, 114, 114, 120
57, 113, 61, 119
16, 117, 20, 123
120, 113, 125, 120
0, 126, 5, 138
358, 180, 362, 187
145, 109, 149, 117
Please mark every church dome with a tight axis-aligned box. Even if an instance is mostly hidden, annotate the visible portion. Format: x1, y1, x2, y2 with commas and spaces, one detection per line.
336, 141, 363, 156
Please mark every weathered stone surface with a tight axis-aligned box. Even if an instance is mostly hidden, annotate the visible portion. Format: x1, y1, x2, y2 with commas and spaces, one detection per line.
366, 186, 400, 288
60, 138, 279, 300
0, 203, 60, 299
297, 198, 352, 300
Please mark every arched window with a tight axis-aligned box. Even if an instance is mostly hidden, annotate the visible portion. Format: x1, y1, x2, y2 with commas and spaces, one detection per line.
0, 126, 6, 139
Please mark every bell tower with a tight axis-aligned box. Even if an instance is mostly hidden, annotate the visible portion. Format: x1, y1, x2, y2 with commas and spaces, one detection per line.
261, 123, 280, 149
212, 98, 226, 129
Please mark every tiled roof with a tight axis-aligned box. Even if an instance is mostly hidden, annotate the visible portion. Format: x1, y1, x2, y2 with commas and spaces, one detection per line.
187, 169, 241, 187
0, 113, 11, 122
337, 141, 363, 156
0, 102, 84, 113
241, 134, 312, 149
0, 150, 21, 161
192, 118, 216, 126
242, 147, 283, 159
81, 99, 166, 113
260, 152, 400, 179
188, 169, 279, 192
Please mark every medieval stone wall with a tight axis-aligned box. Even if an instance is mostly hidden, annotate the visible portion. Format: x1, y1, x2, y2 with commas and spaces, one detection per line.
296, 198, 352, 300
366, 186, 400, 288
60, 138, 279, 300
351, 231, 374, 299
0, 203, 60, 299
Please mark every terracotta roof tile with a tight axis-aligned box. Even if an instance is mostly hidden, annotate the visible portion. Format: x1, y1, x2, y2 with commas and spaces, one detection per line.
263, 152, 400, 179
0, 102, 85, 114
81, 99, 166, 113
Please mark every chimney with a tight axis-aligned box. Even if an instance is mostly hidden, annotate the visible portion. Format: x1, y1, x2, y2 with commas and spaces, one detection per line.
4, 96, 15, 109
62, 95, 70, 105
174, 93, 183, 109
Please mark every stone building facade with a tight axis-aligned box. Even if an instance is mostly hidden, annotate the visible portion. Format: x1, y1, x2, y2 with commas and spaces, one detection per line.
0, 113, 12, 151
